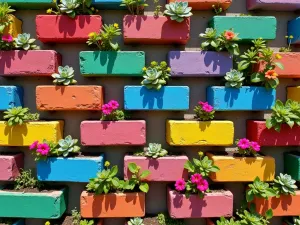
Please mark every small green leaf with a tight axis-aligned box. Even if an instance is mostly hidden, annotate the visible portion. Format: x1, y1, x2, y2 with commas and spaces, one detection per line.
139, 183, 149, 193
128, 163, 138, 173
140, 170, 151, 179
265, 209, 273, 219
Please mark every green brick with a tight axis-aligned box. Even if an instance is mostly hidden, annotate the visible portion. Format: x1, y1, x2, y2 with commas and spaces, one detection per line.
210, 16, 277, 41
5, 0, 54, 9
284, 152, 300, 181
80, 51, 145, 76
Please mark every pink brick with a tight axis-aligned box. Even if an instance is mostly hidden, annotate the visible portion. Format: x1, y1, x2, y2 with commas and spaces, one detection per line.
0, 153, 23, 181
0, 50, 61, 76
36, 15, 102, 43
123, 15, 190, 44
124, 155, 188, 182
80, 120, 146, 146
167, 188, 233, 218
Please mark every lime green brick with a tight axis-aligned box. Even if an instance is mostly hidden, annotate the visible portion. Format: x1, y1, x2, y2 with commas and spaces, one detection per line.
210, 16, 277, 41
80, 51, 145, 76
5, 0, 54, 9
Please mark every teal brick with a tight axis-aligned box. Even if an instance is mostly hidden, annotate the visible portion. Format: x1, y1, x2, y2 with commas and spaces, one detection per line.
80, 51, 145, 76
5, 0, 54, 9
92, 0, 124, 9
210, 16, 277, 41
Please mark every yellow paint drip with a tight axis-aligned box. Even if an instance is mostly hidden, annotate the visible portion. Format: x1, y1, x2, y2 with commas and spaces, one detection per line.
3, 15, 22, 38
287, 87, 300, 102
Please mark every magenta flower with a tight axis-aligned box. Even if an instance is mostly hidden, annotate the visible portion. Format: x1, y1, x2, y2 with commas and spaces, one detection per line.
237, 138, 250, 150
190, 173, 202, 184
1, 34, 13, 43
198, 101, 208, 106
108, 100, 119, 110
36, 143, 50, 156
102, 104, 112, 115
175, 179, 186, 191
29, 141, 39, 150
251, 141, 261, 152
202, 104, 214, 113
197, 179, 209, 192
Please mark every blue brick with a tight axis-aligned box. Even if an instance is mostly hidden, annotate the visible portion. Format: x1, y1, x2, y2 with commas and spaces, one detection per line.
0, 86, 23, 111
37, 155, 104, 182
92, 0, 124, 9
13, 220, 25, 225
124, 86, 189, 110
288, 17, 300, 44
206, 86, 276, 111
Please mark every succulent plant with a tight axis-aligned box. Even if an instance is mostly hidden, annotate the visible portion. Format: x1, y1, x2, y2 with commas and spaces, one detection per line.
141, 68, 166, 90
145, 143, 168, 158
216, 217, 240, 225
237, 204, 273, 225
52, 65, 77, 85
14, 33, 39, 50
164, 1, 192, 23
246, 177, 277, 202
57, 135, 80, 157
286, 216, 300, 225
273, 173, 297, 196
3, 107, 39, 126
128, 218, 144, 225
79, 220, 94, 225
224, 69, 245, 88
58, 0, 80, 18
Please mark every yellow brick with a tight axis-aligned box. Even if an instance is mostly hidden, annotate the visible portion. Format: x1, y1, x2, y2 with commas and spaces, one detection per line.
207, 153, 275, 182
3, 15, 22, 38
287, 87, 300, 102
0, 121, 64, 146
166, 120, 234, 146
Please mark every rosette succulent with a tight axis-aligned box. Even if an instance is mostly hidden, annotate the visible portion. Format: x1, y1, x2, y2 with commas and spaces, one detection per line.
52, 65, 77, 85
145, 143, 168, 158
128, 218, 144, 225
3, 107, 39, 126
58, 0, 80, 18
164, 1, 192, 23
141, 68, 166, 90
273, 173, 297, 196
57, 135, 80, 157
216, 217, 240, 225
224, 69, 245, 88
14, 33, 39, 50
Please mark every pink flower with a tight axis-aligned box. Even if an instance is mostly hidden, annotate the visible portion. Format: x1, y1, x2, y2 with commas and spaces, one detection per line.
237, 138, 250, 150
175, 179, 186, 191
190, 173, 202, 184
251, 141, 260, 152
197, 179, 209, 192
202, 104, 214, 113
36, 143, 50, 156
29, 141, 39, 150
1, 34, 13, 43
102, 104, 112, 115
108, 100, 119, 110
198, 101, 208, 106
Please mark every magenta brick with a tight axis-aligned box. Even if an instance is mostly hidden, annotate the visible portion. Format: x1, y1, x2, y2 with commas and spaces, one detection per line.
80, 120, 146, 146
247, 0, 300, 11
36, 15, 102, 43
124, 155, 188, 182
0, 50, 61, 76
167, 188, 233, 218
0, 153, 23, 181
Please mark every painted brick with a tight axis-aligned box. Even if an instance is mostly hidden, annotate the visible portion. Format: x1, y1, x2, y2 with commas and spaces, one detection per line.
166, 120, 234, 146
3, 15, 22, 38
288, 17, 300, 45
124, 155, 188, 182
92, 0, 123, 9
37, 155, 104, 182
80, 51, 145, 76
210, 16, 277, 41
0, 153, 23, 181
247, 0, 300, 11
0, 121, 64, 146
36, 15, 102, 43
0, 188, 67, 218
13, 220, 24, 225
36, 86, 103, 111
167, 0, 232, 10
207, 86, 276, 111
0, 86, 23, 110
80, 120, 146, 146
0, 50, 61, 76
5, 0, 54, 9
287, 86, 300, 102
247, 120, 300, 146
124, 86, 189, 110
167, 188, 233, 218
206, 152, 275, 182
168, 51, 232, 77
123, 15, 190, 44
284, 152, 300, 181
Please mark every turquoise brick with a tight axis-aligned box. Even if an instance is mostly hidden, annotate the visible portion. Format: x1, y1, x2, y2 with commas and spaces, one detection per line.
124, 86, 189, 110
80, 51, 145, 76
206, 86, 276, 111
5, 0, 54, 9
0, 86, 23, 111
210, 16, 277, 41
288, 17, 300, 44
37, 155, 104, 182
92, 0, 124, 9
13, 220, 25, 225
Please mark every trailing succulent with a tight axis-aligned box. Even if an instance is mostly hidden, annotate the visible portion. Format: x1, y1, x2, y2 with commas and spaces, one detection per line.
14, 33, 39, 50
224, 69, 245, 88
3, 107, 39, 126
57, 135, 81, 157
164, 1, 192, 23
237, 204, 273, 225
145, 143, 168, 158
52, 65, 77, 85
128, 218, 144, 225
14, 169, 42, 191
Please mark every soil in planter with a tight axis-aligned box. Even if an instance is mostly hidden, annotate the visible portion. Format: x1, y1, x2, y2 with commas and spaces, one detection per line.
143, 217, 160, 225
0, 152, 22, 156
3, 184, 64, 193
208, 151, 266, 158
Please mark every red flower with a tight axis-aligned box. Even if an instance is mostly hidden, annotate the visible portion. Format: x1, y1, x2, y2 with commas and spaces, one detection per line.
224, 31, 235, 41
265, 70, 278, 80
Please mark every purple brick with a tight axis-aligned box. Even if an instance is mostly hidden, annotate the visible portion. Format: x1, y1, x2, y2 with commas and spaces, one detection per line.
247, 0, 300, 11
168, 51, 232, 77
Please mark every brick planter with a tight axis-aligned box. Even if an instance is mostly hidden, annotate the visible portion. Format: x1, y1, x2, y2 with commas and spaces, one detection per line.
0, 86, 23, 110
3, 15, 22, 38
80, 191, 145, 218
167, 187, 233, 218
80, 120, 146, 146
0, 153, 23, 181
166, 120, 234, 146
80, 51, 145, 76
288, 17, 300, 44
284, 152, 300, 181
124, 86, 189, 110
247, 0, 300, 11
123, 15, 190, 44
0, 188, 67, 218
36, 15, 102, 43
124, 155, 188, 182
0, 121, 64, 146
253, 191, 300, 216
36, 86, 103, 111
5, 0, 54, 9
0, 50, 61, 76
167, 0, 232, 10
210, 16, 277, 41
168, 51, 232, 77
206, 152, 275, 182
37, 155, 104, 182
207, 86, 276, 111
247, 120, 300, 146
287, 86, 300, 102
